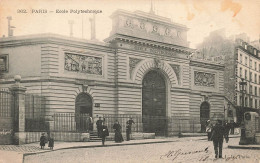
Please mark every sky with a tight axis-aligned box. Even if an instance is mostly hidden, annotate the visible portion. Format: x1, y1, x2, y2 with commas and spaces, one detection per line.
0, 0, 259, 48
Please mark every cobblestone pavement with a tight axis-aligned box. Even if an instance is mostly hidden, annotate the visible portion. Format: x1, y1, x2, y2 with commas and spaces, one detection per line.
0, 145, 42, 153
24, 137, 260, 163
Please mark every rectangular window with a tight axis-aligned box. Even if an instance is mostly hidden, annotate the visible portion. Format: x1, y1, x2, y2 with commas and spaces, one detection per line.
245, 56, 248, 66
240, 67, 242, 77
245, 97, 248, 107
250, 85, 252, 94
250, 72, 252, 81
255, 99, 257, 109
240, 53, 242, 63
0, 55, 8, 73
255, 74, 257, 83
255, 86, 257, 96
255, 62, 257, 70
250, 59, 252, 68
245, 70, 247, 80
250, 98, 253, 107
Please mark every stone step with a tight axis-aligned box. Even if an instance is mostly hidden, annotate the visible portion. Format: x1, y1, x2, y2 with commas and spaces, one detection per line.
89, 139, 102, 142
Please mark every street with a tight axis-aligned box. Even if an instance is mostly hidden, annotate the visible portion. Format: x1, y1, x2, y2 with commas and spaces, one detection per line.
24, 137, 260, 163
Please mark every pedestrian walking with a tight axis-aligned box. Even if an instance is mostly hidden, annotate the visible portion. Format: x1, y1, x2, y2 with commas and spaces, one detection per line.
101, 122, 109, 146
113, 120, 124, 142
96, 117, 103, 138
48, 133, 54, 150
230, 120, 235, 134
89, 116, 93, 131
40, 133, 47, 149
210, 119, 225, 159
224, 121, 230, 143
126, 118, 135, 141
205, 120, 213, 141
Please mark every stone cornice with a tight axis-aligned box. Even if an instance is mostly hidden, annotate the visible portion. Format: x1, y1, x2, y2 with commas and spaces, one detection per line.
190, 59, 225, 71
0, 33, 112, 53
105, 33, 194, 54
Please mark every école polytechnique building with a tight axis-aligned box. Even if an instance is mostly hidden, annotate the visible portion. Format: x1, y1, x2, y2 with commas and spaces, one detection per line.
0, 9, 225, 136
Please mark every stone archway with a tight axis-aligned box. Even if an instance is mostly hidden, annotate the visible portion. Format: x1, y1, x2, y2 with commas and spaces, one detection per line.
200, 101, 210, 132
75, 93, 93, 131
142, 70, 167, 135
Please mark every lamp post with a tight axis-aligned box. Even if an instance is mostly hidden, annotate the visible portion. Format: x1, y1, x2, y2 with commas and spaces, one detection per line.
239, 78, 247, 145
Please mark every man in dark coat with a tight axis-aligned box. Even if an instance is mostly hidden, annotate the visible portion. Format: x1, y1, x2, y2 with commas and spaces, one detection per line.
126, 118, 135, 141
223, 122, 230, 143
210, 120, 225, 158
96, 117, 103, 138
101, 122, 109, 146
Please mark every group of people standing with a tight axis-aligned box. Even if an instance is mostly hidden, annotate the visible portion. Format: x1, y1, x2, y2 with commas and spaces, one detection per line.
40, 132, 54, 150
39, 117, 135, 148
205, 119, 233, 159
96, 117, 135, 145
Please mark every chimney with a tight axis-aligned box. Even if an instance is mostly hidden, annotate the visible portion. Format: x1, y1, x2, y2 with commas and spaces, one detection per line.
7, 16, 15, 37
68, 20, 74, 37
89, 14, 96, 40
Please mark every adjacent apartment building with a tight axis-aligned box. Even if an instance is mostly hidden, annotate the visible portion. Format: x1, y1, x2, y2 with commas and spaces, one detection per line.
196, 31, 260, 124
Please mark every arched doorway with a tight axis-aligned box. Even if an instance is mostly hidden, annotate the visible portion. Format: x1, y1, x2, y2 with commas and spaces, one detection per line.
200, 101, 210, 132
75, 93, 93, 131
142, 70, 167, 135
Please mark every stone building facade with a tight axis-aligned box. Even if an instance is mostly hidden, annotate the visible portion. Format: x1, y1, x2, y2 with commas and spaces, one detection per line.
196, 30, 260, 124
0, 9, 225, 136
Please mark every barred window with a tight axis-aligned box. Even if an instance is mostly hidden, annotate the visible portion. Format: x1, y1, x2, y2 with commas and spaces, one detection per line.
0, 55, 8, 73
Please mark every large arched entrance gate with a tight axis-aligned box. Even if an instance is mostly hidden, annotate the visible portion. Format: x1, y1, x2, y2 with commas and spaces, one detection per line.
75, 93, 93, 132
200, 101, 210, 132
142, 70, 167, 136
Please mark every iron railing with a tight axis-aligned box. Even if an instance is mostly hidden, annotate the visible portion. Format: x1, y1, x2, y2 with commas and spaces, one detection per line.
0, 90, 13, 117
103, 114, 201, 136
25, 94, 47, 132
53, 113, 90, 132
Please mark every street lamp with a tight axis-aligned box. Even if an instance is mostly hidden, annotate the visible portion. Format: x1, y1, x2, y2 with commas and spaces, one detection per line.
239, 78, 247, 145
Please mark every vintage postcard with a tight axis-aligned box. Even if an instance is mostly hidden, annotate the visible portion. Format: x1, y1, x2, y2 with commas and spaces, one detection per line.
0, 0, 260, 162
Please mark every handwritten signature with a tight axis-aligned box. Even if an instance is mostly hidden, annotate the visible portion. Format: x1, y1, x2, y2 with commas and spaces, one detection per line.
160, 147, 210, 161
160, 147, 250, 162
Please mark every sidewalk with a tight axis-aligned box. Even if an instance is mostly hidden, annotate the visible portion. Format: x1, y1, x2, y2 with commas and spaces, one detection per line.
228, 137, 260, 150
0, 135, 255, 163
0, 137, 179, 163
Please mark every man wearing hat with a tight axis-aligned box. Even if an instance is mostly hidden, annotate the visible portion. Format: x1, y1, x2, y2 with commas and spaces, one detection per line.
210, 119, 225, 158
206, 120, 213, 141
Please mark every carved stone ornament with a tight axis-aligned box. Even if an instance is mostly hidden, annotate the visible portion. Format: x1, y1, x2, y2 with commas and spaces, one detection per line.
194, 71, 215, 87
129, 57, 142, 79
165, 28, 170, 36
154, 58, 164, 68
126, 19, 133, 28
153, 25, 158, 33
170, 64, 180, 84
64, 53, 102, 75
140, 22, 145, 30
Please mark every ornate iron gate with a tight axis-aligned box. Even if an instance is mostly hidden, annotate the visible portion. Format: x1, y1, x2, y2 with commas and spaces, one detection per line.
0, 90, 14, 145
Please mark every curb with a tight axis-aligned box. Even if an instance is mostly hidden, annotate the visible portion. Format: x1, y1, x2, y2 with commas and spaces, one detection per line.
198, 135, 240, 141
228, 145, 260, 150
22, 140, 174, 158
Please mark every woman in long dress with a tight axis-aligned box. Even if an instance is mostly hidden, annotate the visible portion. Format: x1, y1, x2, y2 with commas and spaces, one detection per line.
113, 120, 124, 143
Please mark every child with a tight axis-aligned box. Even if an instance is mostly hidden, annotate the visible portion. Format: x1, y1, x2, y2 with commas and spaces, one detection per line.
48, 133, 54, 150
40, 133, 46, 149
